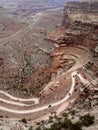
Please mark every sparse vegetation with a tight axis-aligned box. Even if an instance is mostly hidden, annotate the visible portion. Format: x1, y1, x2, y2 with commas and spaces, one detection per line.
44, 113, 95, 130
80, 114, 95, 127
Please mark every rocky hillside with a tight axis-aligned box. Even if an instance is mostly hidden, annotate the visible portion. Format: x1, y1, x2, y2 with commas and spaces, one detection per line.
48, 0, 98, 48
0, 27, 54, 97
0, 8, 63, 98
65, 1, 98, 22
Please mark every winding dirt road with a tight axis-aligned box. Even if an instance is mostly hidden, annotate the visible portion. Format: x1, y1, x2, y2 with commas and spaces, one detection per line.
0, 70, 93, 114
0, 91, 39, 105
0, 7, 98, 123
0, 46, 96, 119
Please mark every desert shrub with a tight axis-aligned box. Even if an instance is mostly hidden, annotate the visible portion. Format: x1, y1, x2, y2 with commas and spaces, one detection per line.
36, 122, 41, 125
20, 118, 27, 124
69, 121, 82, 130
0, 115, 3, 118
48, 116, 54, 123
69, 110, 76, 115
63, 118, 72, 129
62, 112, 68, 117
50, 122, 60, 130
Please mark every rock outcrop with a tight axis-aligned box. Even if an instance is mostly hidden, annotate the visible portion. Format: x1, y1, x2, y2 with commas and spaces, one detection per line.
62, 7, 70, 27
48, 0, 98, 48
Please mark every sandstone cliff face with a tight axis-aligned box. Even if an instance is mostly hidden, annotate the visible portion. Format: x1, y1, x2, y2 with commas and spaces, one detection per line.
52, 1, 98, 48
61, 7, 70, 27
64, 1, 98, 22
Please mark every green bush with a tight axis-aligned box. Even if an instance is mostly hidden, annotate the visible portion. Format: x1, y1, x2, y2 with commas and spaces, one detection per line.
64, 118, 72, 129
